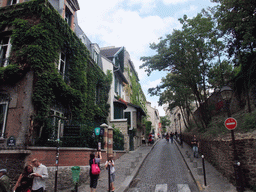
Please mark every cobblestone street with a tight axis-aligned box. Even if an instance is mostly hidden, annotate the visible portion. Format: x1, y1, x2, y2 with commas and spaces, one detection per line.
126, 139, 199, 192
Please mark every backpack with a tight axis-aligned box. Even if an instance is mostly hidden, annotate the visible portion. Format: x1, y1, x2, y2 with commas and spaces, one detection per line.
91, 159, 101, 175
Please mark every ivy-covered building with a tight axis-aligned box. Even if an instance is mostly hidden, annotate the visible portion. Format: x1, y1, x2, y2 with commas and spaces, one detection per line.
0, 0, 111, 149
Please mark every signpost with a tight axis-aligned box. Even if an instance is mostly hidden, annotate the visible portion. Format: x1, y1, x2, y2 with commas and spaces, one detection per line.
224, 117, 237, 130
94, 127, 102, 152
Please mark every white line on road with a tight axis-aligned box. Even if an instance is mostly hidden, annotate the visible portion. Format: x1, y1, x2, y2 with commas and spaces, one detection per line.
155, 184, 167, 192
177, 184, 191, 192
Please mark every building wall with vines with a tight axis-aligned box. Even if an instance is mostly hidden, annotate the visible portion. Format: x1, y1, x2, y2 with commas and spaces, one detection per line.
0, 0, 111, 147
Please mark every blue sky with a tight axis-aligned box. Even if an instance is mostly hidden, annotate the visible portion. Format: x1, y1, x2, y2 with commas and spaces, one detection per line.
77, 0, 217, 116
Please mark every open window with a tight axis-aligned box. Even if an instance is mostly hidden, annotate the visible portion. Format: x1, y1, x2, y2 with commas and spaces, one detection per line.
49, 109, 64, 140
0, 36, 11, 67
0, 101, 9, 138
7, 0, 19, 5
58, 52, 66, 78
65, 6, 73, 27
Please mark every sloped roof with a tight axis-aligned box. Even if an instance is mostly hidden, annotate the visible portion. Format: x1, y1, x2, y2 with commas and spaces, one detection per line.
67, 0, 80, 11
100, 47, 122, 58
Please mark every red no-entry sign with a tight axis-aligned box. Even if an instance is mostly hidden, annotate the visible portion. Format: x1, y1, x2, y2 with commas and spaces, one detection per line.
224, 117, 237, 130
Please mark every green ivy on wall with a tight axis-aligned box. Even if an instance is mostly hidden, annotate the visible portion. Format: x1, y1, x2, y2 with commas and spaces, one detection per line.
0, 0, 111, 145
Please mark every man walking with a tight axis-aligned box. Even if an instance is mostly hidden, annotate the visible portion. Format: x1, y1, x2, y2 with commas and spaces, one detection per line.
31, 158, 48, 192
191, 135, 199, 158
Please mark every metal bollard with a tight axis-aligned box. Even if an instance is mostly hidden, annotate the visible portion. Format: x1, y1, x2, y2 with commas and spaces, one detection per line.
202, 155, 207, 186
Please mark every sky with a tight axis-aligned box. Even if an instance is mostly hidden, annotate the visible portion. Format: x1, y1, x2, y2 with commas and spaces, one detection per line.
77, 0, 217, 116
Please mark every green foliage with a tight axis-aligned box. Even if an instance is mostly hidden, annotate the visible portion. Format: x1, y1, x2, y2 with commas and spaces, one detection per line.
113, 128, 124, 150
0, 0, 111, 146
242, 111, 256, 131
128, 69, 147, 114
145, 121, 152, 136
160, 116, 171, 133
141, 10, 224, 130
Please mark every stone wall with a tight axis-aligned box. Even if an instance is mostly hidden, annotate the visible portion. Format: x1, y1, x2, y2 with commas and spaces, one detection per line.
183, 133, 256, 189
0, 147, 126, 190
110, 119, 129, 151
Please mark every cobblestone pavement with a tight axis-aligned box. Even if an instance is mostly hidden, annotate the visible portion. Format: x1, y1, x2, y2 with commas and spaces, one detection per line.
59, 142, 154, 192
126, 139, 199, 192
59, 138, 252, 192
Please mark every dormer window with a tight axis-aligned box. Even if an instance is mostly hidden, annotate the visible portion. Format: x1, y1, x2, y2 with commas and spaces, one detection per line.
0, 36, 11, 67
91, 44, 100, 65
65, 6, 73, 27
7, 0, 19, 5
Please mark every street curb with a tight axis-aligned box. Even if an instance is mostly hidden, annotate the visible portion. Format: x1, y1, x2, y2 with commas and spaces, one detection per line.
174, 140, 202, 192
121, 139, 160, 192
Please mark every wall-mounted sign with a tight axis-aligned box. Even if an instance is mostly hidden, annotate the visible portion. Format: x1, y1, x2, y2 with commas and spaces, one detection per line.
7, 136, 16, 147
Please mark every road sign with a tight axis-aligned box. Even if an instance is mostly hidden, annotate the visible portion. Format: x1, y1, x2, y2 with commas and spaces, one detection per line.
95, 127, 101, 136
224, 117, 237, 130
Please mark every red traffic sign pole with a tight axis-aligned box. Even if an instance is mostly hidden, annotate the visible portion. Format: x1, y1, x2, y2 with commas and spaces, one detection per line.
224, 117, 237, 130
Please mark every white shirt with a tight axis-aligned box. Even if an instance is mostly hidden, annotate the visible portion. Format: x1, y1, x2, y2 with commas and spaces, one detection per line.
32, 163, 48, 190
105, 160, 115, 174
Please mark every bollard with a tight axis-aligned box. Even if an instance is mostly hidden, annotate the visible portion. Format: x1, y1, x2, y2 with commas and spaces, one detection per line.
202, 155, 207, 186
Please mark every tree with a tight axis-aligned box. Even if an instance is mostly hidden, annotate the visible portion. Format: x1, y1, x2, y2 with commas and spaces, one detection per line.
160, 116, 171, 133
212, 0, 256, 113
141, 11, 225, 130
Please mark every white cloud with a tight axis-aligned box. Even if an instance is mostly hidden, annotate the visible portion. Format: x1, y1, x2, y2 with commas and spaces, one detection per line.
162, 0, 190, 5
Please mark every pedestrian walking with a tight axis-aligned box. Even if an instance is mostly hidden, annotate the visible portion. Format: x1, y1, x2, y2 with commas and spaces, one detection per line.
170, 132, 174, 143
89, 151, 102, 192
31, 158, 48, 192
191, 135, 199, 158
142, 135, 146, 145
0, 168, 10, 192
105, 155, 115, 192
148, 133, 153, 145
13, 165, 33, 192
166, 133, 169, 143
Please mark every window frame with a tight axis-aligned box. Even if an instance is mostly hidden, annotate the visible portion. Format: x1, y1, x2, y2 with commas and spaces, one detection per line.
49, 109, 64, 140
0, 36, 12, 67
58, 52, 66, 78
0, 101, 9, 138
65, 5, 73, 27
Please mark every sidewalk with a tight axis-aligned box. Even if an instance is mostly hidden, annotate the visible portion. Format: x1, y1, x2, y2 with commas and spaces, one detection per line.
59, 141, 157, 192
175, 140, 238, 192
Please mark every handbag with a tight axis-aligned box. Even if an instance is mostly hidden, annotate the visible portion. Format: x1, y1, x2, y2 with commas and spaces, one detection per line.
91, 159, 101, 175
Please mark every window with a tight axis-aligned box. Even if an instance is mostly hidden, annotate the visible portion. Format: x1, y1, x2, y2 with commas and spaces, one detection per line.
114, 103, 124, 119
93, 50, 98, 64
58, 52, 66, 78
49, 109, 64, 140
65, 6, 73, 27
7, 0, 19, 5
0, 102, 8, 138
114, 75, 122, 96
0, 36, 11, 67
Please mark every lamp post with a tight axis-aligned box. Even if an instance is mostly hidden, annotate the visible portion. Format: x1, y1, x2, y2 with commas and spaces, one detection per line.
220, 86, 244, 192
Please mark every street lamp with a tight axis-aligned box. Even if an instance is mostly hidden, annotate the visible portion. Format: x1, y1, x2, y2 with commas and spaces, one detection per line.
220, 85, 244, 192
